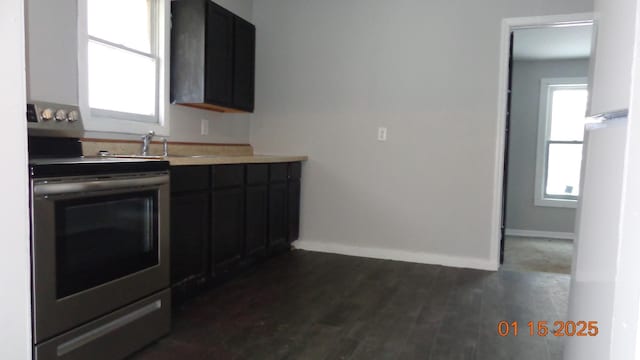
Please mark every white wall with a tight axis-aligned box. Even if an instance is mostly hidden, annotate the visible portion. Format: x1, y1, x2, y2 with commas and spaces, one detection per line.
612, 107, 640, 356
564, 51, 640, 360
506, 59, 589, 234
564, 0, 640, 358
564, 118, 627, 359
249, 0, 594, 269
597, 0, 640, 356
589, 0, 638, 115
0, 0, 33, 358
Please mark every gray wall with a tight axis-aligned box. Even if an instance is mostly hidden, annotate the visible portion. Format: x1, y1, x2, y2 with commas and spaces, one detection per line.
505, 59, 589, 234
249, 0, 594, 267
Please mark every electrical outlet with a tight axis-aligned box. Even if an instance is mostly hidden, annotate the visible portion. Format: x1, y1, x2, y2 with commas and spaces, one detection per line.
201, 119, 209, 136
377, 127, 388, 141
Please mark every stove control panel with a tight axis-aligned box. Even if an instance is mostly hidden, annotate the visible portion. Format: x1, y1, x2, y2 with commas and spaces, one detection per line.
27, 102, 84, 137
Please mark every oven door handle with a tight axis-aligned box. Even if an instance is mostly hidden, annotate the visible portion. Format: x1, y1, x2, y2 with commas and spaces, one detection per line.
33, 174, 169, 196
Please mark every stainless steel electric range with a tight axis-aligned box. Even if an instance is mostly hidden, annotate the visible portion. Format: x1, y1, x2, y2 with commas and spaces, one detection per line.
27, 102, 171, 360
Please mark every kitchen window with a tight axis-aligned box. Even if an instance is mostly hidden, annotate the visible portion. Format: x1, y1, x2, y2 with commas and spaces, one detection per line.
534, 78, 589, 208
78, 0, 169, 134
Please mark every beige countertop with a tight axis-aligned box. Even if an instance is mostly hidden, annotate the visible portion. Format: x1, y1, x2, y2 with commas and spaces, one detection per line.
164, 154, 308, 166
80, 139, 307, 166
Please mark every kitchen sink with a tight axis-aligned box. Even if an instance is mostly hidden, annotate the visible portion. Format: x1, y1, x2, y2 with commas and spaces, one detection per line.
106, 154, 167, 159
105, 154, 223, 159
169, 154, 222, 158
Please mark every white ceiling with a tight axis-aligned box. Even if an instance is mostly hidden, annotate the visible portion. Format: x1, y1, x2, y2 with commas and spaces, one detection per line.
513, 25, 593, 61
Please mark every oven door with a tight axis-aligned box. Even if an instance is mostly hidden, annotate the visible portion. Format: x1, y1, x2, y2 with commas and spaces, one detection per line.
31, 172, 170, 343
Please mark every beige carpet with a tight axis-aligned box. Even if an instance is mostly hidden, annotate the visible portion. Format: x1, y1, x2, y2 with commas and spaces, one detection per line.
502, 236, 573, 275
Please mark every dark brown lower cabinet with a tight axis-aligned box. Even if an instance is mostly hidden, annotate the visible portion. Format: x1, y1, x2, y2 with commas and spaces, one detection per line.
211, 186, 245, 276
288, 179, 301, 242
287, 162, 302, 243
244, 164, 268, 260
268, 163, 289, 254
171, 192, 209, 284
245, 184, 268, 259
170, 166, 210, 304
170, 162, 302, 305
268, 181, 288, 253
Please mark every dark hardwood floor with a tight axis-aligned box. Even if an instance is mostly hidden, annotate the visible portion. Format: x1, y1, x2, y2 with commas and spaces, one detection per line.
129, 251, 570, 360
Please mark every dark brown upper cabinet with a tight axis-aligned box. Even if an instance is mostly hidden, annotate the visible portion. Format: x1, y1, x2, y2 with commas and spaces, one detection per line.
171, 0, 255, 113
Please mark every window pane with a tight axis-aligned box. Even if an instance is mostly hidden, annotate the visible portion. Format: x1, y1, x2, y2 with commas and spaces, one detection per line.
88, 0, 152, 53
549, 88, 588, 141
89, 40, 156, 116
546, 143, 583, 198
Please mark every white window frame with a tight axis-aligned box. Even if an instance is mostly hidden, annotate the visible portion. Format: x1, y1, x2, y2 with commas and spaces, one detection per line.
77, 0, 171, 136
534, 77, 588, 209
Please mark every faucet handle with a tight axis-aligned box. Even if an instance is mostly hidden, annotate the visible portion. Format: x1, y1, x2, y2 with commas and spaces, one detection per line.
162, 138, 169, 157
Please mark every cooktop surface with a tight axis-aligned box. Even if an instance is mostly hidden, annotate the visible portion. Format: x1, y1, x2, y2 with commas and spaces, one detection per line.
29, 156, 169, 178
29, 156, 162, 166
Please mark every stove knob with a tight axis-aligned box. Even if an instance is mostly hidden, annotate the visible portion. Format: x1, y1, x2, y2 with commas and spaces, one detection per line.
55, 109, 67, 122
67, 110, 79, 122
41, 108, 54, 121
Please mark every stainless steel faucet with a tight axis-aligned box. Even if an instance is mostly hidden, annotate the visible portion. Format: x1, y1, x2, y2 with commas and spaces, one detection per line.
141, 131, 155, 155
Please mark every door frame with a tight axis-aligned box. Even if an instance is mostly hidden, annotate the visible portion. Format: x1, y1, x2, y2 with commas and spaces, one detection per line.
489, 12, 594, 268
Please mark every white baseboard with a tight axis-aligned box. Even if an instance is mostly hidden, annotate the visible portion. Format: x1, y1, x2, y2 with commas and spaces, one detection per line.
291, 240, 498, 271
505, 229, 575, 240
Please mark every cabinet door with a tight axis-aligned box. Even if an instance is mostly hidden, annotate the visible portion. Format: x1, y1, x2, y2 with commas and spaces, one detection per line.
287, 162, 302, 243
212, 187, 244, 274
170, 0, 207, 104
268, 182, 288, 253
287, 179, 301, 243
232, 16, 255, 112
170, 192, 209, 286
245, 184, 268, 258
205, 2, 234, 107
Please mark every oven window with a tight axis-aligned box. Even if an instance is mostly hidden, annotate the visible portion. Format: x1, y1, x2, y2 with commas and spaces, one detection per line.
55, 191, 158, 298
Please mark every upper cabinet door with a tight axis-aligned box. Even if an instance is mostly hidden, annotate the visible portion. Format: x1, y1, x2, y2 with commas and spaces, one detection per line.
205, 2, 234, 107
232, 17, 256, 112
171, 0, 256, 113
170, 0, 207, 104
589, 0, 638, 116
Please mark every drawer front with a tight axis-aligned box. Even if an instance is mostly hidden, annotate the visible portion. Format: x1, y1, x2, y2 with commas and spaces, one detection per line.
288, 162, 302, 180
35, 289, 171, 360
211, 164, 245, 188
246, 163, 268, 185
269, 163, 288, 182
171, 166, 210, 193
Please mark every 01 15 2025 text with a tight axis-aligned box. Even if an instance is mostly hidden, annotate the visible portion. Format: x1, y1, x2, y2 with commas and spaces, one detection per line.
496, 321, 599, 337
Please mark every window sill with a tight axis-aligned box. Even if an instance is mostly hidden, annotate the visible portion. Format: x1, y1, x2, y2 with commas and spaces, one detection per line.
535, 198, 578, 209
83, 113, 169, 137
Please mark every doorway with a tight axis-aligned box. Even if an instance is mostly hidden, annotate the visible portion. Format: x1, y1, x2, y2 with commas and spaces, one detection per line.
492, 14, 594, 273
